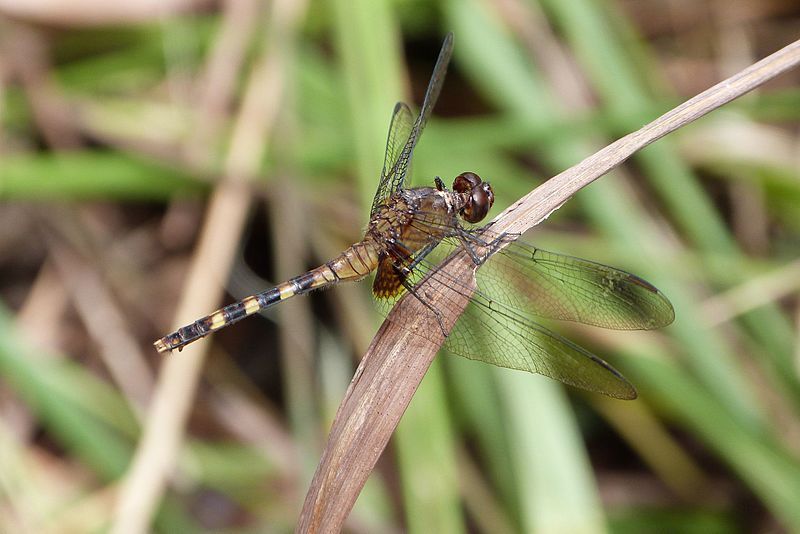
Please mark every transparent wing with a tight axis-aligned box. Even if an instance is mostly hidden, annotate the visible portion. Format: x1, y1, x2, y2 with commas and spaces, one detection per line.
371, 103, 413, 217
380, 217, 675, 329
477, 241, 675, 330
377, 239, 638, 399
449, 286, 638, 399
370, 32, 454, 215
380, 103, 414, 187
371, 218, 674, 398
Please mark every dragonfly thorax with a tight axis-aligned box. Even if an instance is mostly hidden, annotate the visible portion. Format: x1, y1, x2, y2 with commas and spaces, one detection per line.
368, 187, 451, 249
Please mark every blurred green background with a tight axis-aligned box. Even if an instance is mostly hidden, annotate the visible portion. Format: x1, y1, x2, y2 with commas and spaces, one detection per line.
1, 0, 800, 532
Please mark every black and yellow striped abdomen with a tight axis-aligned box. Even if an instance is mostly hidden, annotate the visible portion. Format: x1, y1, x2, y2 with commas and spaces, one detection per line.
154, 241, 380, 353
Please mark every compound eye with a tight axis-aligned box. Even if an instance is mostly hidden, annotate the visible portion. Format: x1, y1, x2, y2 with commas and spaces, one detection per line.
453, 172, 482, 193
461, 182, 494, 223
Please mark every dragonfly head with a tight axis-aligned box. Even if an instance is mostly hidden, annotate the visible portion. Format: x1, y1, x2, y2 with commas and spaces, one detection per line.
453, 172, 494, 223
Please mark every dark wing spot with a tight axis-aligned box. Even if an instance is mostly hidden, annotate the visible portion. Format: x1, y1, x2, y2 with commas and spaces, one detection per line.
373, 256, 407, 298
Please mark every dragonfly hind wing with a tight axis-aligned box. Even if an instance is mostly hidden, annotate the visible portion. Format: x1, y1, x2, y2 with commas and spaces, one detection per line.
373, 254, 407, 298
444, 290, 638, 399
377, 250, 638, 399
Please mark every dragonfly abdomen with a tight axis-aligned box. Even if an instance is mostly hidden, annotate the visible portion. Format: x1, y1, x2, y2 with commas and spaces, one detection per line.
153, 241, 381, 353
153, 286, 288, 353
320, 240, 381, 283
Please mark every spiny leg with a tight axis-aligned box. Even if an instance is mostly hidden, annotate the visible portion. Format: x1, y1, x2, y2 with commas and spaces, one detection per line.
400, 241, 437, 274
399, 271, 448, 338
459, 229, 519, 265
388, 244, 449, 338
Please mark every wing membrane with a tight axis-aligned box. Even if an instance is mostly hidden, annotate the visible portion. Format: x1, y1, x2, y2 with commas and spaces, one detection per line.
370, 33, 454, 215
368, 214, 673, 397
379, 103, 414, 188
449, 289, 637, 399
479, 242, 675, 330
378, 242, 638, 399
380, 216, 674, 330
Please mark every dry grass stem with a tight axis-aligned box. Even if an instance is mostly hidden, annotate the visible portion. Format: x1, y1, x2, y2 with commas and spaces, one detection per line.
0, 0, 204, 26
109, 1, 306, 531
49, 241, 154, 417
701, 259, 800, 327
297, 38, 800, 532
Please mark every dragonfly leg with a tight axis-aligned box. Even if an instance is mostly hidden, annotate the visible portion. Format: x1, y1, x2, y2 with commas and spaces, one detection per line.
485, 231, 518, 255
400, 241, 437, 274
400, 274, 448, 339
387, 242, 448, 338
460, 230, 519, 264
388, 230, 507, 339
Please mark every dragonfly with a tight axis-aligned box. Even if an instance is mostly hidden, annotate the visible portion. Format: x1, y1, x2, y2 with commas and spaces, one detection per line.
154, 32, 674, 399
